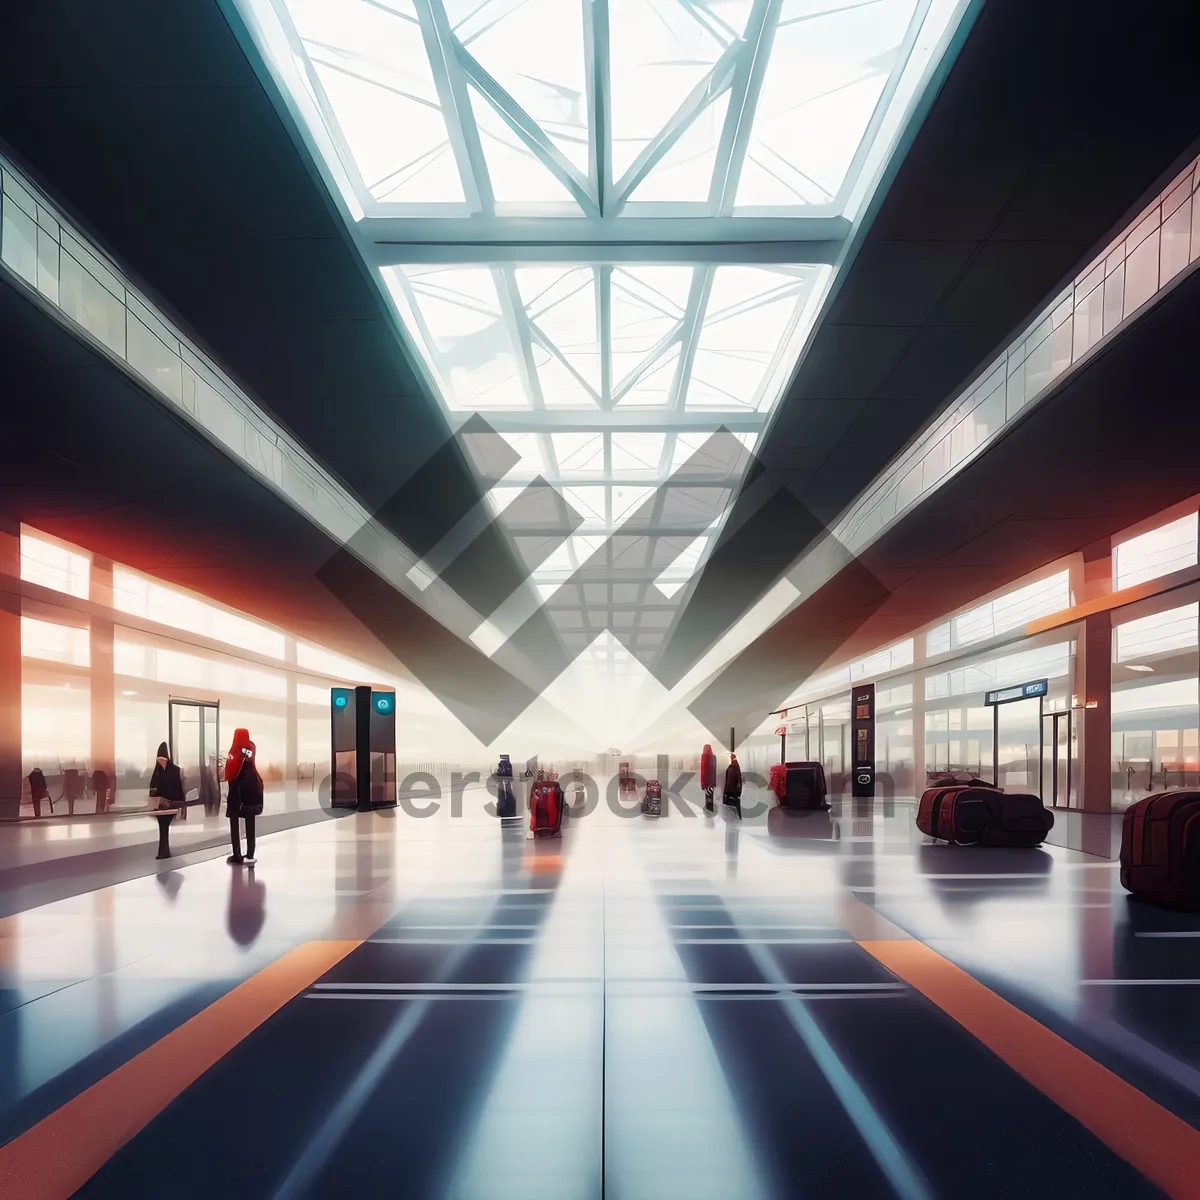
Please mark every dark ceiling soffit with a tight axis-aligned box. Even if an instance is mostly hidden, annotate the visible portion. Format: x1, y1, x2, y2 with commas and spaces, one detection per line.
210, 0, 536, 603
693, 263, 1200, 743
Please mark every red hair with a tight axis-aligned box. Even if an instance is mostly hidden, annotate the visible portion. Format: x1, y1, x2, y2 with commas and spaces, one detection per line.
225, 728, 255, 782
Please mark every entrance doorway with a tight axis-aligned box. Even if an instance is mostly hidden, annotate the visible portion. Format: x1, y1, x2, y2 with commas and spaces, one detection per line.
169, 699, 221, 817
1041, 708, 1075, 809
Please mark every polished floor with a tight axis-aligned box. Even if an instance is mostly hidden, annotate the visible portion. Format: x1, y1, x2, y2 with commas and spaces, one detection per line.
2, 781, 1200, 1198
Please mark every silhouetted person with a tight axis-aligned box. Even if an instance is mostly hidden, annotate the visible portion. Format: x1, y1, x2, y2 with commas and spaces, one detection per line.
63, 768, 86, 817
723, 753, 742, 819
28, 768, 50, 818
149, 743, 185, 815
225, 728, 264, 866
700, 744, 716, 814
91, 768, 110, 814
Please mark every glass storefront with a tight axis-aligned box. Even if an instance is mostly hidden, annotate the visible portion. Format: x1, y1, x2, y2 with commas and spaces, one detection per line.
15, 528, 417, 819
1110, 601, 1200, 810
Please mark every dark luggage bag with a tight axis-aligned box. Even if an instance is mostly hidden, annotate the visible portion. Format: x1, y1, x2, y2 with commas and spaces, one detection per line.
530, 780, 564, 838
917, 779, 998, 838
919, 784, 1052, 846
641, 779, 662, 817
495, 755, 516, 818
782, 761, 828, 810
1120, 790, 1200, 910
496, 780, 516, 818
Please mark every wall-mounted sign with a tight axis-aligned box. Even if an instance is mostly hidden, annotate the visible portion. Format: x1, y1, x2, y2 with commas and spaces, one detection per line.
985, 678, 1049, 706
851, 682, 875, 799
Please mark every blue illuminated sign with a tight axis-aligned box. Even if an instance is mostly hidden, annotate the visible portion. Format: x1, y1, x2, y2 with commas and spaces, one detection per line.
985, 678, 1049, 706
332, 691, 349, 709
373, 693, 394, 714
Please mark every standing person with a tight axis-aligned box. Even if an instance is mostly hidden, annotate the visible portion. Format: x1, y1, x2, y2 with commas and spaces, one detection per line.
225, 728, 264, 866
149, 742, 186, 815
700, 744, 716, 814
722, 752, 743, 819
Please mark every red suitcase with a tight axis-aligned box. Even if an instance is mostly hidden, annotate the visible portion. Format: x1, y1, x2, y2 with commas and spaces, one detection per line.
917, 779, 1000, 839
1120, 790, 1200, 910
769, 763, 787, 800
529, 780, 564, 838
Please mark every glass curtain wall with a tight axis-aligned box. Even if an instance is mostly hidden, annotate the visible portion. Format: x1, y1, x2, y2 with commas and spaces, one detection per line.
16, 527, 419, 819
1110, 601, 1200, 810
787, 638, 1076, 802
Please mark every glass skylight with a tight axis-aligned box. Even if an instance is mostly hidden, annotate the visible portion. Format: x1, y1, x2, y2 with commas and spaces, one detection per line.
234, 0, 971, 670
251, 0, 960, 217
383, 262, 822, 413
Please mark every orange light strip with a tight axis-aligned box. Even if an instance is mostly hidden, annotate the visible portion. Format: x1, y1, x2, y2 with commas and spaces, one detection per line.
0, 939, 362, 1200
860, 938, 1200, 1200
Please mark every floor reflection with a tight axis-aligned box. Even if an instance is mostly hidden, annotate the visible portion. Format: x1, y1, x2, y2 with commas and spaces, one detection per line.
226, 868, 267, 948
3, 785, 1200, 1197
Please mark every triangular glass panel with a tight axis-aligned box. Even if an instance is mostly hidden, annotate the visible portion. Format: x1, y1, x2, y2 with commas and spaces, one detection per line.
687, 294, 798, 409
517, 267, 601, 398
626, 92, 730, 204
536, 355, 600, 409
455, 0, 591, 178
397, 266, 529, 409
737, 0, 913, 208
469, 89, 581, 207
610, 433, 665, 475
615, 344, 680, 408
551, 433, 605, 475
609, 267, 690, 401
312, 64, 464, 204
292, 1, 465, 204
612, 486, 655, 525
608, 0, 735, 181
563, 487, 608, 525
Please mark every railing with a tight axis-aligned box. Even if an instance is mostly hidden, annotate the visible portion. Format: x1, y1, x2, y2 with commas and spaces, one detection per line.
833, 152, 1200, 560
0, 150, 427, 600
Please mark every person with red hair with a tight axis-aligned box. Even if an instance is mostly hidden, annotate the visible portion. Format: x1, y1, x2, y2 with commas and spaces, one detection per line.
225, 728, 264, 866
700, 744, 716, 814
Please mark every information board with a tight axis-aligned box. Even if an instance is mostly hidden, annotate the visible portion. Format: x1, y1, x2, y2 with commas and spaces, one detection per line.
851, 682, 875, 799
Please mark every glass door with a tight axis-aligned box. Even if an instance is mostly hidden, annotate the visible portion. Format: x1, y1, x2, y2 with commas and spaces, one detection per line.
995, 696, 1041, 789
1041, 709, 1074, 808
202, 704, 221, 815
169, 700, 220, 819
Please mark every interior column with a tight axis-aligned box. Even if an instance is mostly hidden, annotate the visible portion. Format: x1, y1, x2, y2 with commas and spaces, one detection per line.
1075, 541, 1114, 813
0, 516, 21, 820
90, 556, 116, 812
285, 635, 299, 810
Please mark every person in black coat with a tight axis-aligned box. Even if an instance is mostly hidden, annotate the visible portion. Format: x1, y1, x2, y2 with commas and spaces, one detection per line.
225, 729, 264, 866
148, 742, 186, 814
723, 753, 743, 819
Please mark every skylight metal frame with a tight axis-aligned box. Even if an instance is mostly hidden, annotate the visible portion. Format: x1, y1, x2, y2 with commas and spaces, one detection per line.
230, 0, 975, 686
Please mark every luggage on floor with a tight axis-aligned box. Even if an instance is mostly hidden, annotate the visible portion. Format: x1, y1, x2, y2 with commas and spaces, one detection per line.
1120, 790, 1200, 910
495, 755, 516, 818
918, 785, 1052, 846
529, 779, 564, 838
496, 780, 516, 819
641, 778, 662, 817
768, 763, 787, 800
782, 761, 828, 810
917, 781, 998, 838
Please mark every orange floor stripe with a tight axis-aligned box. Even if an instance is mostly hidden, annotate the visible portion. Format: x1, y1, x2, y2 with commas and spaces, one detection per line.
0, 938, 362, 1200
860, 938, 1200, 1200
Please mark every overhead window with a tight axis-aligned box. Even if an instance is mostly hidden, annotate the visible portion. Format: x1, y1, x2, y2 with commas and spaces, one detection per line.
1113, 512, 1198, 590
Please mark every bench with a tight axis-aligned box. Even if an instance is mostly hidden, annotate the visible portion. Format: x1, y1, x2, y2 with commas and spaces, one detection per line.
148, 808, 181, 859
